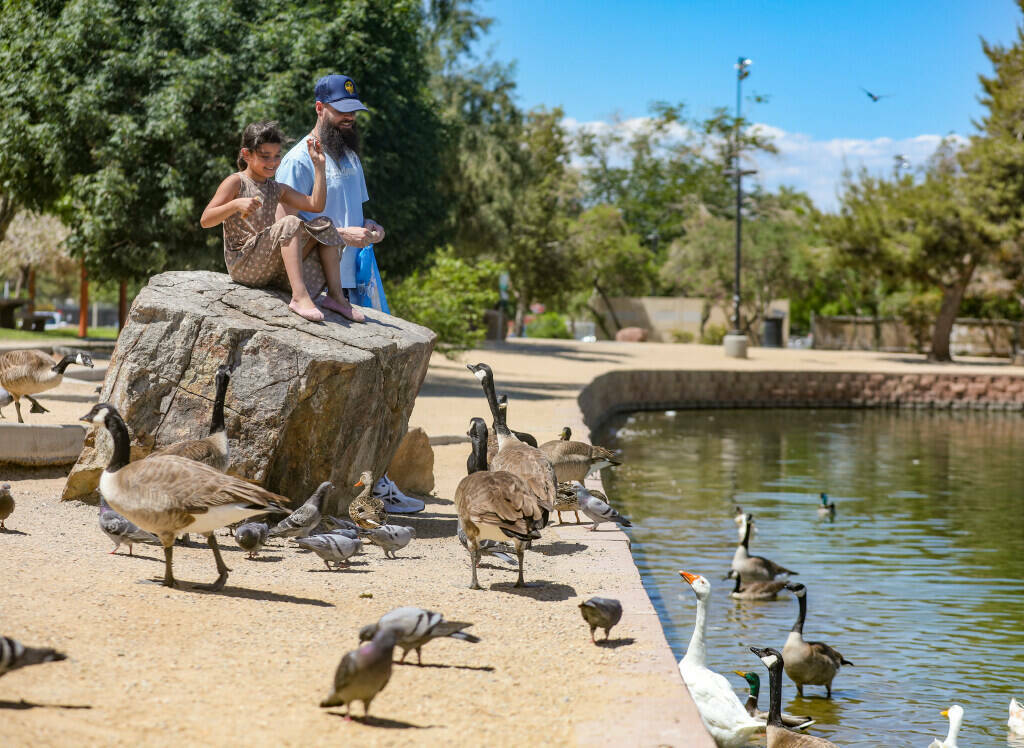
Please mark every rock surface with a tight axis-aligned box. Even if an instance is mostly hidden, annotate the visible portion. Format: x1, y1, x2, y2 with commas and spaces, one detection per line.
63, 271, 435, 513
615, 326, 648, 342
385, 426, 434, 494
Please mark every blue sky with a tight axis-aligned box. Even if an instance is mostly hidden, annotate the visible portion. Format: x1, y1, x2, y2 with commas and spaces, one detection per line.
478, 0, 1022, 209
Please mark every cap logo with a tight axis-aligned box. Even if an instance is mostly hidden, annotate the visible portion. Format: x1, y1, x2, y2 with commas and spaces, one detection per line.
345, 80, 355, 94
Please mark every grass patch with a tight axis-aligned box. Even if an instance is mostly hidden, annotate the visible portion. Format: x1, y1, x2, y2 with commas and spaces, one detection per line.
0, 326, 119, 342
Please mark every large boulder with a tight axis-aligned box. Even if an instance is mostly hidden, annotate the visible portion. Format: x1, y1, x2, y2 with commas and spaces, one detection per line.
63, 271, 435, 514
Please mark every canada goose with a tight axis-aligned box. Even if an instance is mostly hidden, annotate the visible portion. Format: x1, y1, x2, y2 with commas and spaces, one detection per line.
466, 417, 489, 474
149, 364, 232, 471
349, 471, 387, 529
467, 363, 556, 515
0, 635, 67, 678
0, 483, 13, 530
80, 403, 291, 590
0, 349, 94, 422
816, 493, 835, 518
732, 513, 797, 581
749, 647, 838, 747
677, 571, 765, 747
1009, 697, 1024, 735
456, 417, 545, 589
485, 393, 538, 464
726, 570, 788, 600
539, 432, 621, 523
929, 704, 964, 748
733, 671, 814, 729
781, 583, 852, 698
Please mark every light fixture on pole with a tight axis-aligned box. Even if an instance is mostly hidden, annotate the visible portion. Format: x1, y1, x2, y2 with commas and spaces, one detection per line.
724, 56, 753, 359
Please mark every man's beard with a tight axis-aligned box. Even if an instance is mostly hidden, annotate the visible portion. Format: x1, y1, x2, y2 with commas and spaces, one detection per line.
318, 119, 360, 160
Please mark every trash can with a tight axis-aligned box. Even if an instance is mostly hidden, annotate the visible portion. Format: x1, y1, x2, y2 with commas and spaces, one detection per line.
762, 311, 785, 348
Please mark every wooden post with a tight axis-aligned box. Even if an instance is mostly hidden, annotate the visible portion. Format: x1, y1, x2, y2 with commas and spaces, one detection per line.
118, 280, 127, 330
78, 258, 88, 338
27, 267, 36, 315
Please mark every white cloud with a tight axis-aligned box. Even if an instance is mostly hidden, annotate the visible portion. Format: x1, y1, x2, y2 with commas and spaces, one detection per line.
563, 116, 969, 213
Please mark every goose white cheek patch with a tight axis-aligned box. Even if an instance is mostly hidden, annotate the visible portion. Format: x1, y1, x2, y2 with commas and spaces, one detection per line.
473, 370, 486, 381
760, 654, 779, 668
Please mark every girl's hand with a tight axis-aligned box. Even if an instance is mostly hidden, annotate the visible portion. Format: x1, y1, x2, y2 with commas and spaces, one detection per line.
235, 196, 262, 218
307, 137, 326, 170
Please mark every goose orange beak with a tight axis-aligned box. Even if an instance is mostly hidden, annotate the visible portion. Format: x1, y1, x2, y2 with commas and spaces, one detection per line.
354, 480, 364, 487
679, 571, 699, 584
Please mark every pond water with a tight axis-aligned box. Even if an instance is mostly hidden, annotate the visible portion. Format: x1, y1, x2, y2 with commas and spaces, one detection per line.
599, 408, 1024, 747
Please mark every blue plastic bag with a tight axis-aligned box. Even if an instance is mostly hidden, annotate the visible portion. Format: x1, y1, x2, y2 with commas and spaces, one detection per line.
350, 245, 390, 314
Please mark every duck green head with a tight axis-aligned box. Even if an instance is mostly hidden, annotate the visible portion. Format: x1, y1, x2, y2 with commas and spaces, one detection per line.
819, 492, 829, 505
733, 670, 760, 696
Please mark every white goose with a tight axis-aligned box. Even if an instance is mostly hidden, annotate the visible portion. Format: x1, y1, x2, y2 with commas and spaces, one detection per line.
678, 570, 764, 748
928, 704, 963, 748
1010, 697, 1024, 736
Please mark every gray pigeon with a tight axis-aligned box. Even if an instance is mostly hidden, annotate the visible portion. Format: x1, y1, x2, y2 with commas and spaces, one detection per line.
293, 533, 362, 570
573, 482, 632, 532
579, 597, 623, 642
0, 387, 12, 419
1, 635, 67, 678
98, 498, 160, 555
323, 515, 361, 536
234, 522, 269, 559
320, 627, 399, 717
359, 524, 415, 559
457, 524, 516, 566
0, 483, 13, 530
358, 606, 481, 665
268, 481, 331, 539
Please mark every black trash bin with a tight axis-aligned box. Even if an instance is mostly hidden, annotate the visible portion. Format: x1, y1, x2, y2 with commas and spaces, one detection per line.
762, 311, 785, 348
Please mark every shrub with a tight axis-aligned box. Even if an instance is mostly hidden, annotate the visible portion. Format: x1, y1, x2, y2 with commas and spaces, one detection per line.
525, 312, 572, 339
388, 247, 503, 356
700, 324, 727, 345
671, 329, 695, 344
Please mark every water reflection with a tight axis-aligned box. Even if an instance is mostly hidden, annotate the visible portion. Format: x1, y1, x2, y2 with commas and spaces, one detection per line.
602, 409, 1024, 747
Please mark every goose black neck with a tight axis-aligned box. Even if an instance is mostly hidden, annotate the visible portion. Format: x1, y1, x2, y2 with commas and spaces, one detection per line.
468, 430, 488, 474
52, 355, 75, 375
732, 574, 742, 594
741, 519, 751, 548
104, 411, 131, 472
792, 592, 806, 633
479, 370, 511, 437
765, 658, 785, 727
210, 371, 228, 435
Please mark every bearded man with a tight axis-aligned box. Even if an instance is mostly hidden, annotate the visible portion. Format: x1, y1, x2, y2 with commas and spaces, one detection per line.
276, 74, 385, 323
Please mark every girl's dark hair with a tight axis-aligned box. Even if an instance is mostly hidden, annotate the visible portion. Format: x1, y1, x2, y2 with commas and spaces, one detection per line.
237, 121, 285, 170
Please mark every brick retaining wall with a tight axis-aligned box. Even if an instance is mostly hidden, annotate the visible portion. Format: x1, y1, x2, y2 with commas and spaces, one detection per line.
579, 370, 1024, 431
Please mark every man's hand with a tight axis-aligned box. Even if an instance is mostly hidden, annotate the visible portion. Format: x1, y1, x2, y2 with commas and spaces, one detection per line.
364, 219, 385, 243
338, 226, 374, 248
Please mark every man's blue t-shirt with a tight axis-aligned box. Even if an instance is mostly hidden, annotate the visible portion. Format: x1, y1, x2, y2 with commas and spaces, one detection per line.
277, 140, 369, 288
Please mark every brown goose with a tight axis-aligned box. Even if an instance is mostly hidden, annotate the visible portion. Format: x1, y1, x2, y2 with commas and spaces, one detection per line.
726, 570, 789, 600
750, 647, 837, 747
149, 364, 232, 471
0, 349, 93, 422
467, 363, 556, 516
455, 416, 545, 589
732, 513, 797, 581
81, 403, 292, 590
539, 431, 621, 523
485, 393, 538, 465
781, 583, 852, 698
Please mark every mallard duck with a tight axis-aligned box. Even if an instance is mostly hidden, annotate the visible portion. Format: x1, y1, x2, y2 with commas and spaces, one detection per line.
0, 349, 93, 422
732, 513, 797, 581
749, 647, 837, 747
816, 493, 835, 518
781, 583, 852, 698
726, 570, 788, 600
1009, 697, 1024, 735
677, 571, 765, 747
733, 670, 814, 729
348, 470, 387, 529
149, 364, 232, 471
928, 704, 964, 747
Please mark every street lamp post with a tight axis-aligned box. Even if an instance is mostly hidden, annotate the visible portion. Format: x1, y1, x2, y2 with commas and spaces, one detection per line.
724, 57, 752, 359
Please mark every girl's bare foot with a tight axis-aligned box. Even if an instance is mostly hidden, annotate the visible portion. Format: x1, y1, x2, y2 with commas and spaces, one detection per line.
288, 299, 324, 322
320, 293, 365, 323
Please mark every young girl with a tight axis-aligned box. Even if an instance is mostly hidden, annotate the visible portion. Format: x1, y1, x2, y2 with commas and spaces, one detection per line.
201, 121, 345, 322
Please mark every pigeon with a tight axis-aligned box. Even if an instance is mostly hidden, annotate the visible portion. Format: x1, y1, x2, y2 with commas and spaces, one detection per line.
457, 524, 517, 566
358, 606, 481, 665
359, 524, 415, 559
268, 481, 331, 539
98, 498, 160, 555
579, 597, 623, 642
0, 483, 13, 529
324, 515, 361, 533
1, 635, 67, 678
0, 387, 12, 418
234, 522, 269, 559
573, 482, 632, 532
293, 533, 362, 570
320, 627, 399, 717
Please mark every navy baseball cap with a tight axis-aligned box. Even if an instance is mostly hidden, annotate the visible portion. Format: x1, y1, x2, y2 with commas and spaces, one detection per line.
315, 74, 369, 113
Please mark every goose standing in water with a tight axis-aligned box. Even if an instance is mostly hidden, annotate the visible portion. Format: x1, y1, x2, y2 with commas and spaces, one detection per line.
150, 364, 232, 471
781, 583, 852, 697
726, 570, 788, 601
928, 704, 964, 748
749, 647, 837, 747
732, 513, 797, 582
815, 493, 835, 518
733, 670, 814, 729
677, 571, 765, 747
81, 403, 291, 590
0, 349, 93, 422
